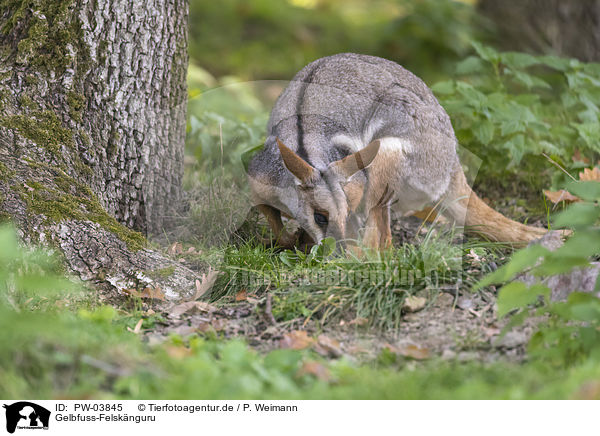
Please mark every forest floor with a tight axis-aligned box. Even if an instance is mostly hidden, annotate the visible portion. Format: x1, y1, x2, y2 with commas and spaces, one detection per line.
119, 200, 547, 369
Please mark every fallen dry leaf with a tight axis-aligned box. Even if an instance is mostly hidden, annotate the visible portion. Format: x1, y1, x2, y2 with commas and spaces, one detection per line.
385, 343, 430, 360
467, 249, 482, 262
483, 326, 501, 338
193, 267, 220, 300
164, 344, 192, 359
398, 344, 430, 360
235, 289, 247, 301
544, 189, 580, 204
346, 344, 369, 355
297, 360, 330, 381
402, 295, 427, 313
168, 242, 183, 256
140, 286, 165, 300
579, 166, 600, 182
168, 301, 217, 318
411, 206, 438, 222
280, 330, 315, 350
314, 335, 343, 358
348, 317, 368, 326
572, 149, 591, 164
122, 286, 165, 301
572, 381, 600, 400
212, 318, 228, 331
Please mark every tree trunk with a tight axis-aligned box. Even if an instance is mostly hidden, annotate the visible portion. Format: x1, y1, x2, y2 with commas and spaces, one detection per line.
479, 0, 600, 62
0, 0, 198, 299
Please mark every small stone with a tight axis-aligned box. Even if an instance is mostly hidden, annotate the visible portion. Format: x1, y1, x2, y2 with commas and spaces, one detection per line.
457, 297, 473, 310
441, 349, 456, 360
495, 331, 528, 349
457, 351, 480, 362
403, 313, 420, 322
436, 292, 454, 306
402, 295, 427, 313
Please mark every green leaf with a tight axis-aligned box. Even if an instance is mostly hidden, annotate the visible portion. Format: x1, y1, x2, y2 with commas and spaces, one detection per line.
475, 244, 549, 289
473, 120, 495, 144
566, 180, 600, 201
455, 82, 487, 109
471, 41, 499, 64
500, 120, 525, 136
240, 142, 264, 172
508, 70, 551, 90
503, 134, 526, 164
500, 52, 539, 69
431, 80, 455, 95
569, 303, 600, 322
550, 230, 600, 258
455, 56, 488, 75
538, 55, 572, 71
573, 122, 600, 151
535, 256, 591, 276
553, 202, 600, 228
497, 282, 550, 318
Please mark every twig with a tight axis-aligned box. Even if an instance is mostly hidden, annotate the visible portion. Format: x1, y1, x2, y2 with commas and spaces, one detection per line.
265, 292, 277, 326
542, 152, 577, 181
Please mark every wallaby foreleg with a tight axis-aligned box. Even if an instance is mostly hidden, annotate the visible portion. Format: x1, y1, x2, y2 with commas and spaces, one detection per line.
363, 204, 392, 249
257, 204, 299, 248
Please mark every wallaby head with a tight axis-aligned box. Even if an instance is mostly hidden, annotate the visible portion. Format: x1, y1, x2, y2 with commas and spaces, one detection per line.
276, 137, 380, 245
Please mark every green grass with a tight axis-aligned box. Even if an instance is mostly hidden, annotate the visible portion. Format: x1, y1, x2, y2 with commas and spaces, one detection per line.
205, 230, 468, 330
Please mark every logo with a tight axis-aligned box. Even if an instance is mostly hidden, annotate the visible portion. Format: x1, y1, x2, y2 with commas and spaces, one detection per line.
2, 402, 50, 434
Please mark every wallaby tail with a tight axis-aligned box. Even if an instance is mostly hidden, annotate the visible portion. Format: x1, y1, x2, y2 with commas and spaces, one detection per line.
442, 166, 547, 245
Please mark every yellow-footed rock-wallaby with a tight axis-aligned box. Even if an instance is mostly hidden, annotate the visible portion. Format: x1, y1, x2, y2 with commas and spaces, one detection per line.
248, 53, 547, 250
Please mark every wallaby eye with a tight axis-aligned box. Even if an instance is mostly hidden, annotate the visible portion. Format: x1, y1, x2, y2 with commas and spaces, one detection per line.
314, 212, 328, 227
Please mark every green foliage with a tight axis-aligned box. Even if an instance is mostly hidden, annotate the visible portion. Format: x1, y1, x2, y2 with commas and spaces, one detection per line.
478, 176, 600, 366
432, 43, 600, 188
377, 0, 491, 82
188, 0, 488, 82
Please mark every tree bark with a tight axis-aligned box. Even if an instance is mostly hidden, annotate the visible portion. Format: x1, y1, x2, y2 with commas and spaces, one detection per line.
0, 0, 198, 299
479, 0, 600, 62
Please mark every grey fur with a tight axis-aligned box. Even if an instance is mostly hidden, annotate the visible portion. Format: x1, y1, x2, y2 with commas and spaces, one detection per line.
248, 53, 462, 245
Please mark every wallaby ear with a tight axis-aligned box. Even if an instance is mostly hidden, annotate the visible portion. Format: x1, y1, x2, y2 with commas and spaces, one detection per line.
277, 138, 316, 183
331, 139, 380, 178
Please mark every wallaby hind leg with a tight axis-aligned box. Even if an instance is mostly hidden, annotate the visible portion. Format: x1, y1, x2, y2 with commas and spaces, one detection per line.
257, 204, 298, 248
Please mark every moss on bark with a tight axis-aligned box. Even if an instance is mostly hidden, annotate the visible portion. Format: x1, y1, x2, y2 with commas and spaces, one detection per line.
66, 92, 84, 123
0, 110, 75, 157
15, 168, 146, 251
1, 0, 89, 76
0, 161, 15, 181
